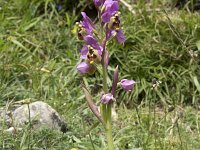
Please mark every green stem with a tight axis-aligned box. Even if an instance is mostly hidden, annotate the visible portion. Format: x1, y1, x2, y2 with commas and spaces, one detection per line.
101, 39, 114, 150
101, 39, 108, 123
106, 104, 114, 150
102, 57, 108, 92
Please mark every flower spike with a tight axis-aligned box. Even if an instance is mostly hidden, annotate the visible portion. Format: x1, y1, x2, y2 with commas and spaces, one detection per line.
75, 1, 132, 149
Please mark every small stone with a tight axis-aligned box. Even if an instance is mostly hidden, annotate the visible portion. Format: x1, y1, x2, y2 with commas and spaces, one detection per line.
0, 101, 67, 133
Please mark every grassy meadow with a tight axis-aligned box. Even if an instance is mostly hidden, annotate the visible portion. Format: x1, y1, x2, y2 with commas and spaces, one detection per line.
0, 0, 200, 149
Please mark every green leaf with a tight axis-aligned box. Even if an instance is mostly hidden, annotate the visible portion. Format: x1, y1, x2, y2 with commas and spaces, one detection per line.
193, 76, 200, 92
24, 17, 41, 31
9, 36, 28, 51
196, 40, 200, 51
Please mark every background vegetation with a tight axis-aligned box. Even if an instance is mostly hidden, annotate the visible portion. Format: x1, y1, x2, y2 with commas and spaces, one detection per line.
0, 0, 200, 149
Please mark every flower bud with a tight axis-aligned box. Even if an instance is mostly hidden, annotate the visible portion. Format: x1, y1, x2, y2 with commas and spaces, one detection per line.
111, 65, 118, 96
94, 0, 105, 7
77, 62, 96, 74
101, 93, 114, 104
120, 79, 135, 92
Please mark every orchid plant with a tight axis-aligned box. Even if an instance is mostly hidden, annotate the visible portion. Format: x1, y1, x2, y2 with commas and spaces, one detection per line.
76, 0, 135, 149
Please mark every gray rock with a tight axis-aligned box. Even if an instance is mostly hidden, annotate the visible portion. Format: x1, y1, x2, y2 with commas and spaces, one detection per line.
0, 101, 67, 133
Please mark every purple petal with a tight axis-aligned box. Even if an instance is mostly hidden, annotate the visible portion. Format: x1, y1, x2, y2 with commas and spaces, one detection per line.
81, 12, 87, 18
79, 12, 95, 36
104, 0, 118, 8
80, 45, 88, 59
98, 46, 103, 56
120, 79, 135, 91
109, 1, 119, 12
77, 62, 90, 74
84, 35, 103, 56
102, 12, 112, 23
101, 93, 114, 104
106, 28, 116, 41
106, 28, 112, 40
102, 0, 119, 22
104, 0, 113, 5
81, 17, 90, 30
81, 12, 95, 29
116, 29, 126, 43
94, 0, 105, 7
84, 35, 98, 46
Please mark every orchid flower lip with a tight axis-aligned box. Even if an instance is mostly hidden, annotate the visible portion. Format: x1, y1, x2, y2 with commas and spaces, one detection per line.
86, 45, 101, 64
84, 35, 103, 56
